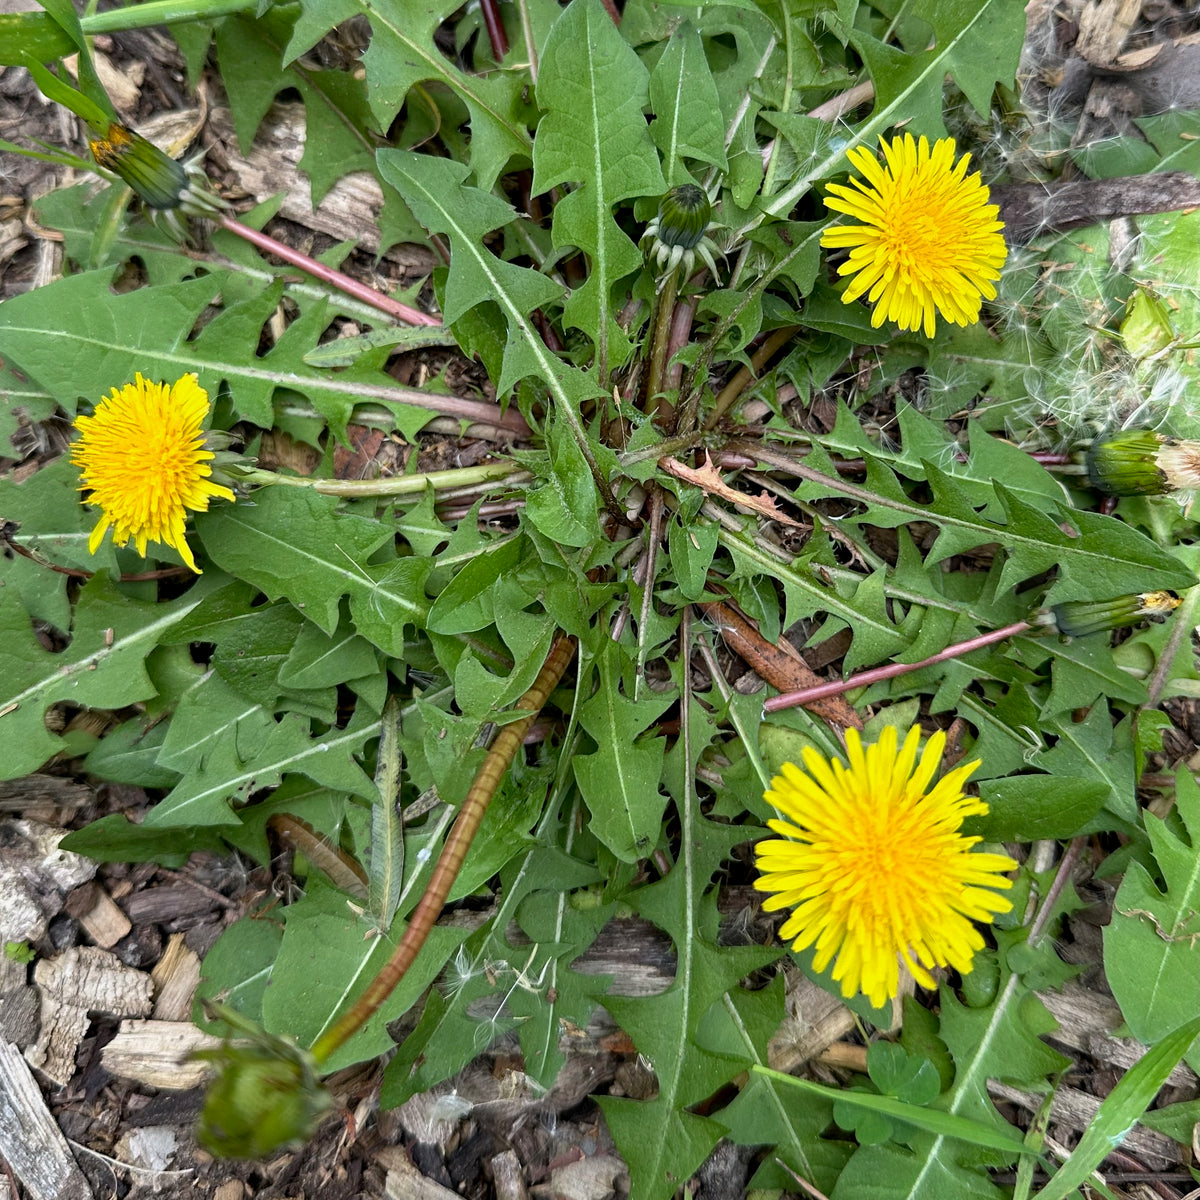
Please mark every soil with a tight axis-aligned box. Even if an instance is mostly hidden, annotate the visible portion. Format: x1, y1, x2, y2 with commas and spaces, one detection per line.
1, 0, 1198, 1198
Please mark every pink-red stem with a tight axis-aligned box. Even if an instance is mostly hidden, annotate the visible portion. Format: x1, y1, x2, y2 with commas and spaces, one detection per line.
763, 621, 1034, 713
219, 214, 441, 328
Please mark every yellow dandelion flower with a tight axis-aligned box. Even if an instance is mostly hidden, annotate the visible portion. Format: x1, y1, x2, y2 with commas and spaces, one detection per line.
755, 725, 1017, 1009
820, 133, 1008, 338
71, 372, 234, 573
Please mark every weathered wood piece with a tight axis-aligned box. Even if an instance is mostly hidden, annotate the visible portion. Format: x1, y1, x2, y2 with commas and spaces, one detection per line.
27, 947, 152, 1084
221, 100, 436, 271
0, 953, 40, 1047
1075, 0, 1143, 65
100, 1018, 218, 1090
1041, 981, 1199, 1090
65, 881, 132, 949
0, 776, 92, 819
123, 883, 222, 926
992, 173, 1200, 245
0, 818, 96, 945
150, 933, 202, 1022
990, 1080, 1183, 1167
0, 1038, 93, 1200
377, 1145, 464, 1200
490, 1150, 529, 1200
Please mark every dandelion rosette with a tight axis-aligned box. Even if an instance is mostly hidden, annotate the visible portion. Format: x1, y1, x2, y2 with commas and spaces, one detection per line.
71, 372, 234, 573
820, 133, 1008, 338
755, 725, 1017, 1008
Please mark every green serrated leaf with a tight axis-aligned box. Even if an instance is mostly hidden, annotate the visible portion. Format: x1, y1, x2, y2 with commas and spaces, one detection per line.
195, 487, 430, 656
60, 814, 224, 865
377, 152, 565, 393
573, 644, 674, 863
706, 977, 850, 1192
0, 12, 74, 63
144, 707, 379, 828
267, 877, 470, 1071
0, 269, 433, 442
532, 0, 665, 379
599, 687, 778, 1200
1104, 769, 1200, 1073
0, 573, 213, 781
971, 776, 1108, 842
326, 0, 531, 190
648, 20, 727, 187
195, 915, 286, 1028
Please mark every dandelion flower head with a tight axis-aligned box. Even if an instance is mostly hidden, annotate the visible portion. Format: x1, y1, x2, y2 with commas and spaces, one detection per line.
755, 725, 1017, 1008
820, 133, 1008, 339
71, 372, 233, 573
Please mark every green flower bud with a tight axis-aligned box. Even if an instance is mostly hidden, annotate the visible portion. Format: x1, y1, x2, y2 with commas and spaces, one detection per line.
1030, 591, 1182, 639
194, 1003, 331, 1159
653, 184, 712, 251
641, 184, 721, 281
1086, 430, 1200, 496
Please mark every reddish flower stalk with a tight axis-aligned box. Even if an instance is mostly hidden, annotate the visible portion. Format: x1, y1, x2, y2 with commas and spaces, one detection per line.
218, 214, 441, 328
763, 621, 1033, 713
307, 634, 577, 1066
479, 0, 509, 58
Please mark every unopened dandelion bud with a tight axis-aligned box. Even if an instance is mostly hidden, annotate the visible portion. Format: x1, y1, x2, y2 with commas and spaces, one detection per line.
194, 1003, 331, 1159
1086, 429, 1200, 496
641, 184, 721, 280
652, 185, 711, 251
1030, 591, 1182, 639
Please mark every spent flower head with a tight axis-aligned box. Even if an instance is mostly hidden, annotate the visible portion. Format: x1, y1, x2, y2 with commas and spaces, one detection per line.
89, 121, 225, 238
71, 372, 235, 573
1086, 429, 1200, 496
755, 725, 1017, 1009
1031, 590, 1183, 639
821, 133, 1008, 338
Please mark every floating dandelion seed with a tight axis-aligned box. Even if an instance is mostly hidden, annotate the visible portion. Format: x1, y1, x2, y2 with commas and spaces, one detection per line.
820, 134, 1008, 338
71, 373, 234, 573
755, 725, 1017, 1008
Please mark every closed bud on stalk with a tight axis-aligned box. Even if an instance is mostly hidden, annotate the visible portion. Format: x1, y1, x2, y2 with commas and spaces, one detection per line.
652, 184, 711, 251
1031, 591, 1182, 639
1086, 429, 1200, 496
641, 183, 721, 281
194, 1002, 331, 1159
